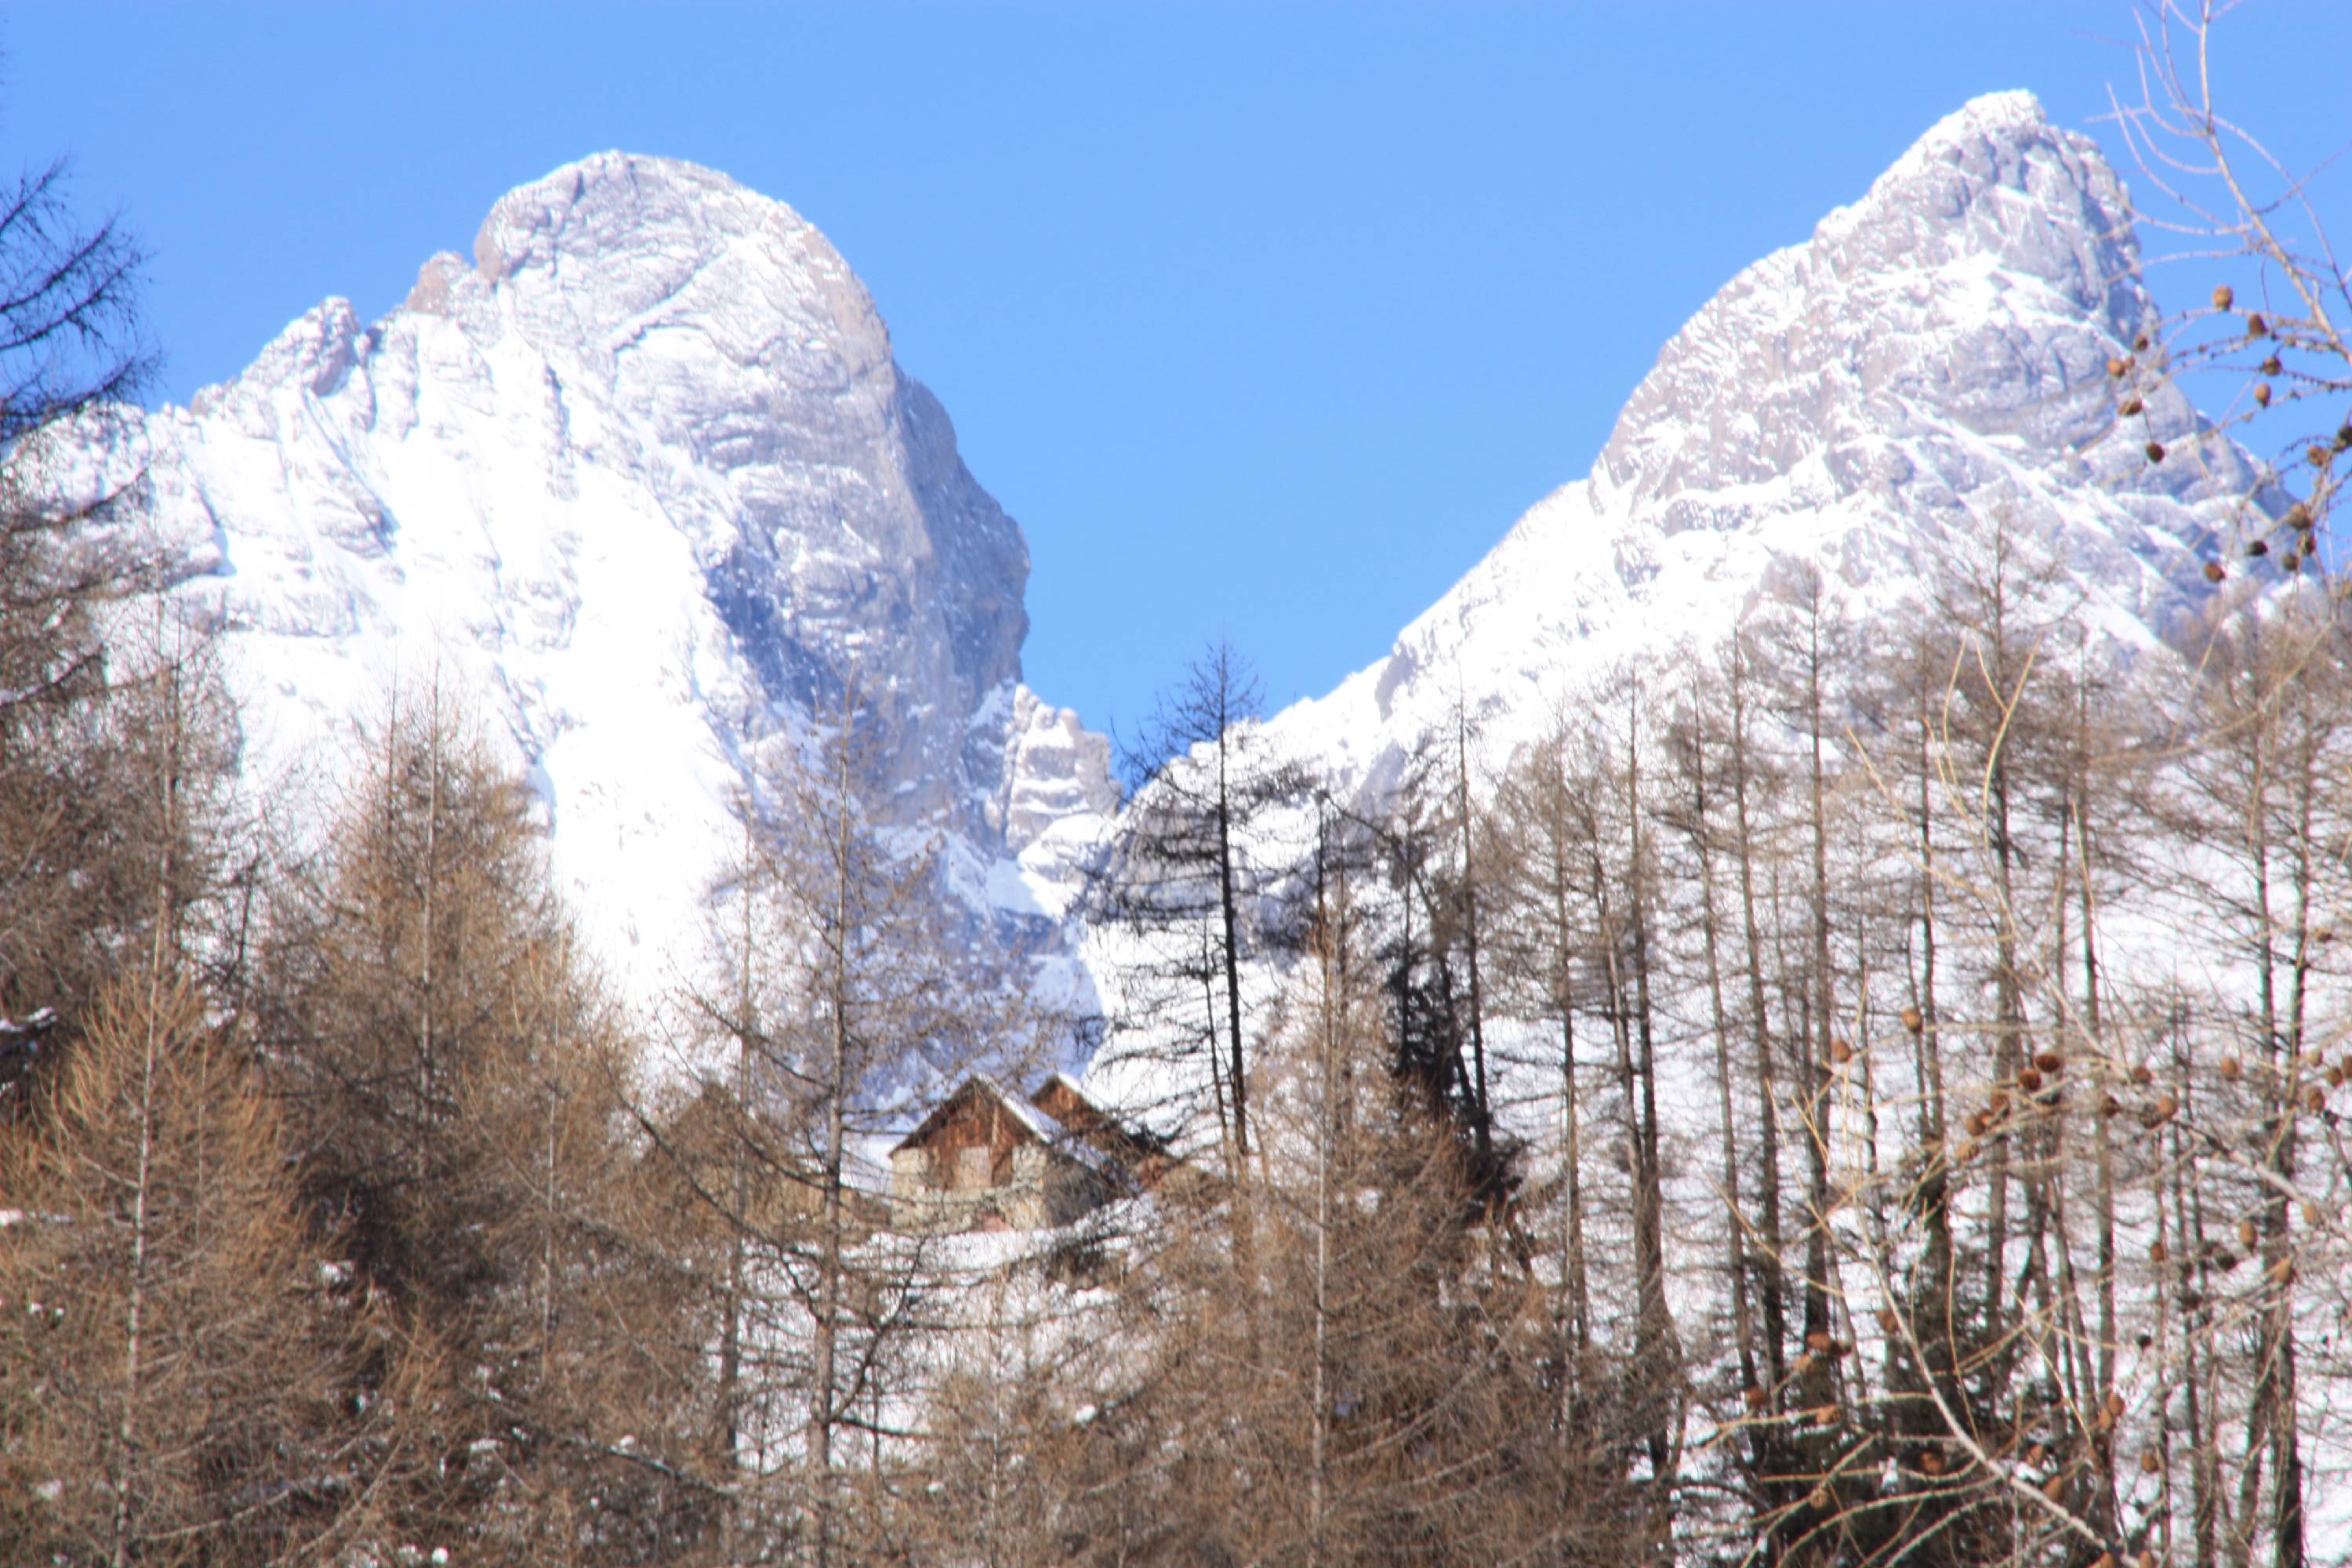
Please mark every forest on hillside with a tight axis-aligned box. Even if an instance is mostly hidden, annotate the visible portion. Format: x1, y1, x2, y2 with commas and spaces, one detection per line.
7, 8, 2352, 1566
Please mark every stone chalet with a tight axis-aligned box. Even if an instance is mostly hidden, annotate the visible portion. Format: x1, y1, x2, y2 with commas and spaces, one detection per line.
888, 1074, 1170, 1234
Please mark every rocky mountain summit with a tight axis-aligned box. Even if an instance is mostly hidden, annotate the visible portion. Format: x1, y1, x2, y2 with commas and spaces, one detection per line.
116, 152, 1116, 1005
1266, 90, 2265, 790
85, 94, 2268, 1038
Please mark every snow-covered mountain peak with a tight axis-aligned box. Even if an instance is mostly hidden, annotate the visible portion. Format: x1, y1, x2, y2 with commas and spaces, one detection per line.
1266, 92, 2262, 802
1848, 87, 2069, 229
107, 153, 1109, 1018
1599, 86, 2157, 516
1812, 88, 2139, 329
474, 151, 801, 271
1909, 85, 2047, 142
466, 152, 891, 386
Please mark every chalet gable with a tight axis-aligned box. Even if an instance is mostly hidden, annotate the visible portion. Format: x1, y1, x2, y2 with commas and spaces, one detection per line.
888, 1075, 1127, 1233
891, 1076, 1063, 1163
1029, 1073, 1170, 1175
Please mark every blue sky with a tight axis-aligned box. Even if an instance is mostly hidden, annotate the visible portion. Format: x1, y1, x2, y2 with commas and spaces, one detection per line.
6, 2, 2347, 735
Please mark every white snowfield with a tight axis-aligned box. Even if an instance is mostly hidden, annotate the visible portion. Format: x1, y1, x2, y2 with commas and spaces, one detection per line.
88, 151, 1116, 1011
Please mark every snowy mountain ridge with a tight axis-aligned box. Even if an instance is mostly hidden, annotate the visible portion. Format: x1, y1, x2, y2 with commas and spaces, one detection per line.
74, 92, 2270, 1066
1262, 89, 2262, 798
102, 151, 1116, 1011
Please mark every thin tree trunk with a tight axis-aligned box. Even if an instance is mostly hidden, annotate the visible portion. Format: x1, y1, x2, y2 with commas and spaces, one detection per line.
1217, 726, 1249, 1164
110, 637, 185, 1568
1546, 785, 1592, 1359
1457, 706, 1491, 1138
809, 751, 857, 1568
1798, 615, 1838, 1406
1690, 706, 1761, 1405
1729, 648, 1791, 1390
1620, 709, 1677, 1503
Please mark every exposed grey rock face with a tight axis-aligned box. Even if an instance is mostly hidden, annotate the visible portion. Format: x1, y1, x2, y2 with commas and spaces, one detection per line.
1267, 92, 2269, 791
54, 96, 2269, 1050
108, 152, 1112, 1006
460, 155, 1029, 812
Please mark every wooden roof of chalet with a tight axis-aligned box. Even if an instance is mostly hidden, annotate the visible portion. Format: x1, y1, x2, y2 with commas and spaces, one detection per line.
890, 1076, 1065, 1157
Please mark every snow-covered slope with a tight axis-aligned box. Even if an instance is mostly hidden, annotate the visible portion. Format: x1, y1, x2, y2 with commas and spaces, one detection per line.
74, 95, 2266, 1063
113, 152, 1115, 1005
1267, 91, 2263, 793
